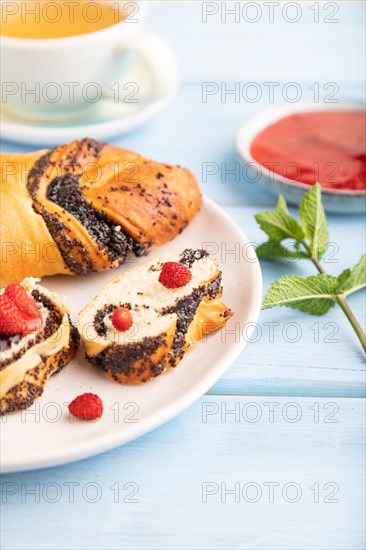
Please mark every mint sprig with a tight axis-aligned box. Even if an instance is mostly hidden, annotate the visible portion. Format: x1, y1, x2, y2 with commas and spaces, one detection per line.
337, 255, 366, 296
255, 183, 366, 352
262, 274, 338, 315
255, 195, 305, 243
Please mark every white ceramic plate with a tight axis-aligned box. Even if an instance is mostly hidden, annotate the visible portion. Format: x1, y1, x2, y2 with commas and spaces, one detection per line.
0, 198, 262, 473
0, 39, 179, 147
236, 101, 366, 214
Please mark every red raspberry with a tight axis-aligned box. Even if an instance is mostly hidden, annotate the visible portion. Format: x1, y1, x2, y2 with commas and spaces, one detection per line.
158, 262, 192, 289
0, 294, 23, 335
112, 307, 133, 332
5, 283, 41, 320
21, 316, 43, 335
68, 393, 103, 420
0, 283, 43, 335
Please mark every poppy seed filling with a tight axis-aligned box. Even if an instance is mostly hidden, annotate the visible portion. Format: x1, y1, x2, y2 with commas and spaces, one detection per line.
46, 174, 135, 262
87, 335, 166, 379
179, 248, 209, 268
27, 141, 148, 275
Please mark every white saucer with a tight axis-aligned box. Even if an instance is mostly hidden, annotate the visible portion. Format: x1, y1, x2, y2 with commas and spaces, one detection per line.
0, 198, 262, 473
0, 46, 179, 147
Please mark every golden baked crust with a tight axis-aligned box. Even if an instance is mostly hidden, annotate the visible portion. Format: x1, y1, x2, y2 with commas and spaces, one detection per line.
1, 138, 202, 286
0, 328, 79, 415
0, 150, 72, 286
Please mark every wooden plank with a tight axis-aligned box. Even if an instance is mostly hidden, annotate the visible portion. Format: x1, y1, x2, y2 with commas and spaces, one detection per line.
147, 2, 365, 84
1, 396, 365, 550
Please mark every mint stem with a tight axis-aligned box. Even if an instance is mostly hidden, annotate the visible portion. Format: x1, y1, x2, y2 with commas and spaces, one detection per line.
301, 241, 366, 353
334, 294, 366, 353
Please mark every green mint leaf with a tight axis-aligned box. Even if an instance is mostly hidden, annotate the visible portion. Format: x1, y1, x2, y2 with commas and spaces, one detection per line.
262, 274, 338, 315
276, 195, 289, 215
256, 240, 310, 261
336, 268, 351, 289
337, 255, 366, 296
255, 197, 305, 242
299, 183, 329, 261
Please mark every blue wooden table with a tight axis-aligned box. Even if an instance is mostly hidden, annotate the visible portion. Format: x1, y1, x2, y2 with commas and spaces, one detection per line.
1, 2, 365, 549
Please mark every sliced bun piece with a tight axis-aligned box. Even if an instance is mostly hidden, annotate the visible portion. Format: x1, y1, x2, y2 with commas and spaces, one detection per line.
0, 278, 79, 415
78, 249, 233, 384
